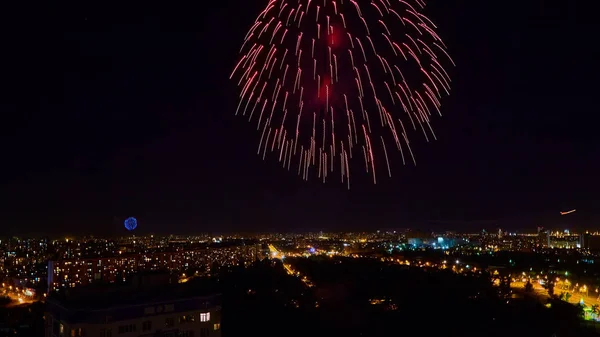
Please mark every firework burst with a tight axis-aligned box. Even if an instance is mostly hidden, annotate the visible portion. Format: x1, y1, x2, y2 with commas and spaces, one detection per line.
231, 0, 454, 188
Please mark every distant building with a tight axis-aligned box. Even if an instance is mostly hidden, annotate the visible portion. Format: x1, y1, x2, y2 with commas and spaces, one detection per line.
582, 233, 600, 250
406, 230, 463, 249
44, 274, 221, 337
547, 232, 582, 249
260, 243, 270, 259
537, 228, 548, 248
407, 238, 427, 248
406, 230, 432, 248
434, 237, 463, 249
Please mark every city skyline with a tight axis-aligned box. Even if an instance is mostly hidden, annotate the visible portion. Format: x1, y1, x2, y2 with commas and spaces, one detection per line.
4, 223, 600, 335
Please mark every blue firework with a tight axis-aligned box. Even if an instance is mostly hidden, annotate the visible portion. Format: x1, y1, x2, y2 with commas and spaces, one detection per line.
124, 217, 138, 231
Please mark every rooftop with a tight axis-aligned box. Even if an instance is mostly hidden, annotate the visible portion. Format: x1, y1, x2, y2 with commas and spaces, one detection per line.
48, 275, 220, 311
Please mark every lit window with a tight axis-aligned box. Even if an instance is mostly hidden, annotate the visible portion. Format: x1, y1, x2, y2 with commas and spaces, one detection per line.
200, 312, 210, 322
213, 323, 220, 330
179, 315, 195, 323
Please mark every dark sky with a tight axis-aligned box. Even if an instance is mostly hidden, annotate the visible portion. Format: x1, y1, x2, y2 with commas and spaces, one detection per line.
1, 0, 599, 235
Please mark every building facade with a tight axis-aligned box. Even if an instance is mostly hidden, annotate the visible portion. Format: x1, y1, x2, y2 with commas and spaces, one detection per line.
45, 290, 221, 337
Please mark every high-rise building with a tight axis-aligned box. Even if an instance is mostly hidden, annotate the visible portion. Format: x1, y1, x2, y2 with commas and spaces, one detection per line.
537, 227, 549, 248
581, 232, 600, 250
44, 275, 221, 337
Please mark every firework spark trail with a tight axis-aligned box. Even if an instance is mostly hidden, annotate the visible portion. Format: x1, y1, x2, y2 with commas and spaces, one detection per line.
231, 0, 453, 189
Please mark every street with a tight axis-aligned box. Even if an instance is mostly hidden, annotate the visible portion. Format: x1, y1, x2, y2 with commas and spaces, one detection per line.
512, 281, 600, 308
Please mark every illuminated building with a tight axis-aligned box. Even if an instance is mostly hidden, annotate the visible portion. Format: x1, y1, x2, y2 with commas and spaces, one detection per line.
44, 275, 221, 337
547, 231, 582, 249
406, 230, 433, 248
537, 227, 549, 248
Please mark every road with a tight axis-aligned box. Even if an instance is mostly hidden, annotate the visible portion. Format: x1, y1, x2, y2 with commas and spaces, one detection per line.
268, 244, 314, 287
0, 286, 34, 306
268, 244, 282, 258
512, 281, 600, 308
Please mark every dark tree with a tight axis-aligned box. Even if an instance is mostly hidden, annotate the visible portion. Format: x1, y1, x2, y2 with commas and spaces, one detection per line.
525, 280, 533, 293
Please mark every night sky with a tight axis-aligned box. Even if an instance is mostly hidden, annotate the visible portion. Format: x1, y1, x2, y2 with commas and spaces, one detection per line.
1, 0, 599, 235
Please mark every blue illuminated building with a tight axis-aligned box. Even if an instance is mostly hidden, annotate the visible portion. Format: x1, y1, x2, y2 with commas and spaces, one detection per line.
407, 237, 461, 250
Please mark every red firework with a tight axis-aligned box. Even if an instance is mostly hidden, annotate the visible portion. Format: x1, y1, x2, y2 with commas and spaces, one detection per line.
231, 0, 454, 188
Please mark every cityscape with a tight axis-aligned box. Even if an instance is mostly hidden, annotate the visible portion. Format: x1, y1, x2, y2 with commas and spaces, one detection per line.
1, 0, 598, 336
2, 228, 600, 335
